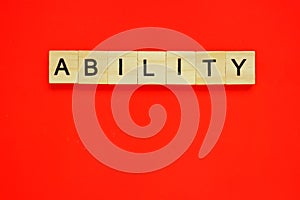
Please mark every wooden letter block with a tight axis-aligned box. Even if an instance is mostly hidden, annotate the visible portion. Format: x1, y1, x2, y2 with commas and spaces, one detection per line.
137, 51, 166, 84
166, 51, 196, 84
78, 51, 108, 84
196, 51, 226, 84
225, 51, 255, 84
107, 51, 137, 84
49, 51, 78, 83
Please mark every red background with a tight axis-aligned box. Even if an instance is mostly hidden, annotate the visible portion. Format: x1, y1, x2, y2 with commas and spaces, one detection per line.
1, 0, 300, 199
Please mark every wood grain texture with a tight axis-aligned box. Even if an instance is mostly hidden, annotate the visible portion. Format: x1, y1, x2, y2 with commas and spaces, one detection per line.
196, 51, 226, 85
137, 51, 166, 84
166, 51, 196, 84
225, 51, 255, 84
78, 51, 108, 84
49, 51, 78, 83
107, 51, 137, 84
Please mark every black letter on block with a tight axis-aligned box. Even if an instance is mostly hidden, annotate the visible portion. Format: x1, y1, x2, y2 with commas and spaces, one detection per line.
231, 59, 246, 76
143, 59, 155, 76
54, 58, 70, 75
177, 58, 182, 75
119, 58, 123, 75
202, 59, 216, 76
84, 59, 98, 76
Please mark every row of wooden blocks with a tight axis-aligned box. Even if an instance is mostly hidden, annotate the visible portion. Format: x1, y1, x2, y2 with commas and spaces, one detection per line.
49, 51, 255, 84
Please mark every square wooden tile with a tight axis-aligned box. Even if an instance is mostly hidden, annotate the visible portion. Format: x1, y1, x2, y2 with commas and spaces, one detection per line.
78, 51, 108, 84
225, 51, 255, 84
49, 51, 78, 83
166, 51, 196, 84
107, 51, 137, 84
137, 51, 166, 84
196, 51, 226, 85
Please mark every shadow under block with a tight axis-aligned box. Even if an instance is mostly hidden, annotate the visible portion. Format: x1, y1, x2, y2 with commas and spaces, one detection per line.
49, 51, 78, 83
166, 51, 196, 84
78, 51, 108, 84
107, 51, 138, 84
137, 51, 166, 84
196, 51, 226, 84
225, 51, 255, 84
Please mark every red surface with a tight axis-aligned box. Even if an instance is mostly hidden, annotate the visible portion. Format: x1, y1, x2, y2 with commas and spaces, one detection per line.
1, 0, 300, 199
